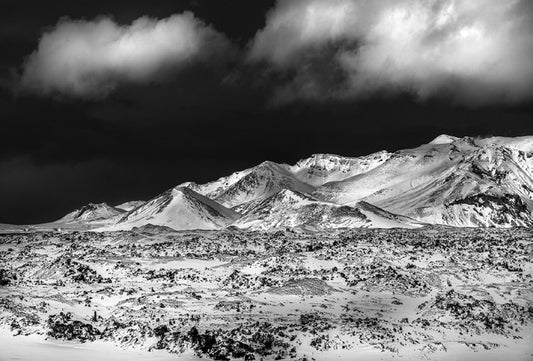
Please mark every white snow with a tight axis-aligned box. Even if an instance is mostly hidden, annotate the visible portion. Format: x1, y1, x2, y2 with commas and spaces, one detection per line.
101, 187, 240, 231
233, 189, 421, 230
315, 136, 533, 227
0, 328, 199, 361
429, 134, 460, 145
57, 203, 124, 223
115, 201, 145, 212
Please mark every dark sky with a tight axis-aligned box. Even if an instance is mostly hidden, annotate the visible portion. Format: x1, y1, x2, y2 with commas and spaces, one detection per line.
1, 0, 533, 224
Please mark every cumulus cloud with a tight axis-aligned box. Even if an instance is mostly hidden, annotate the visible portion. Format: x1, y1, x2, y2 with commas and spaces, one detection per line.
19, 13, 232, 98
249, 0, 533, 105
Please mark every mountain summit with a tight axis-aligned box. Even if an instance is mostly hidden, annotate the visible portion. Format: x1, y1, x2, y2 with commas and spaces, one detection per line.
58, 203, 124, 223
108, 187, 241, 231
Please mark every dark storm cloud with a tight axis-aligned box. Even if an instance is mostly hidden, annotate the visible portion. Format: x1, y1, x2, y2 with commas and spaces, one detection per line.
249, 0, 533, 105
17, 12, 233, 98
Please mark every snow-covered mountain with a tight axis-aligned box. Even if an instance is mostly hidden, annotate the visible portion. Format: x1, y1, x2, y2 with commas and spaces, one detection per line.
183, 161, 316, 209
58, 203, 124, 223
55, 134, 533, 231
181, 152, 391, 210
233, 189, 421, 230
315, 135, 533, 227
105, 187, 240, 231
289, 151, 391, 187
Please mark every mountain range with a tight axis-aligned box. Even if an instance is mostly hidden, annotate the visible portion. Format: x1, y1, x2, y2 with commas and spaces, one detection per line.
47, 135, 533, 231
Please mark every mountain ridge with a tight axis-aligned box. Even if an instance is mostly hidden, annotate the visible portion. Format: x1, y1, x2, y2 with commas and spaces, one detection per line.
43, 134, 533, 231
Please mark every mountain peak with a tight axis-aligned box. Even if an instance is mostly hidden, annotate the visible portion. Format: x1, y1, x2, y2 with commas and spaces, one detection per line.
103, 186, 240, 231
58, 202, 124, 223
429, 134, 460, 145
291, 151, 391, 187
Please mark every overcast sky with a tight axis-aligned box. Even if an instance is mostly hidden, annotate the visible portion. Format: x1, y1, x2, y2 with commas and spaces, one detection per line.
1, 0, 533, 224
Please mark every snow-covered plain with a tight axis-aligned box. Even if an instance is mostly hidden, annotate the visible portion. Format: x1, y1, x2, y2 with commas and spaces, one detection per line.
1, 227, 531, 360
0, 328, 192, 361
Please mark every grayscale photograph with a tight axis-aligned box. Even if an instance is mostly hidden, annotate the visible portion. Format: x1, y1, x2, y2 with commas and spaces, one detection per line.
0, 1, 532, 360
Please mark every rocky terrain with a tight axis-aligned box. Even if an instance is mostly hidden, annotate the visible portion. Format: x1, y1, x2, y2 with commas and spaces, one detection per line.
1, 227, 532, 360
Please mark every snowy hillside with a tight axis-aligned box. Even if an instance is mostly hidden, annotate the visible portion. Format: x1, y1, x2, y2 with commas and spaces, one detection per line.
189, 161, 316, 208
315, 136, 533, 227
234, 189, 421, 230
289, 151, 391, 187
104, 187, 240, 231
115, 200, 145, 212
58, 203, 124, 223
181, 152, 392, 209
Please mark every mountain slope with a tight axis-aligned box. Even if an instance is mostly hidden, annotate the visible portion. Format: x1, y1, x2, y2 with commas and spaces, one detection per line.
289, 151, 391, 187
184, 161, 316, 209
115, 201, 145, 212
181, 168, 253, 201
180, 152, 391, 210
233, 189, 421, 230
104, 187, 241, 231
315, 136, 533, 227
58, 203, 124, 223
